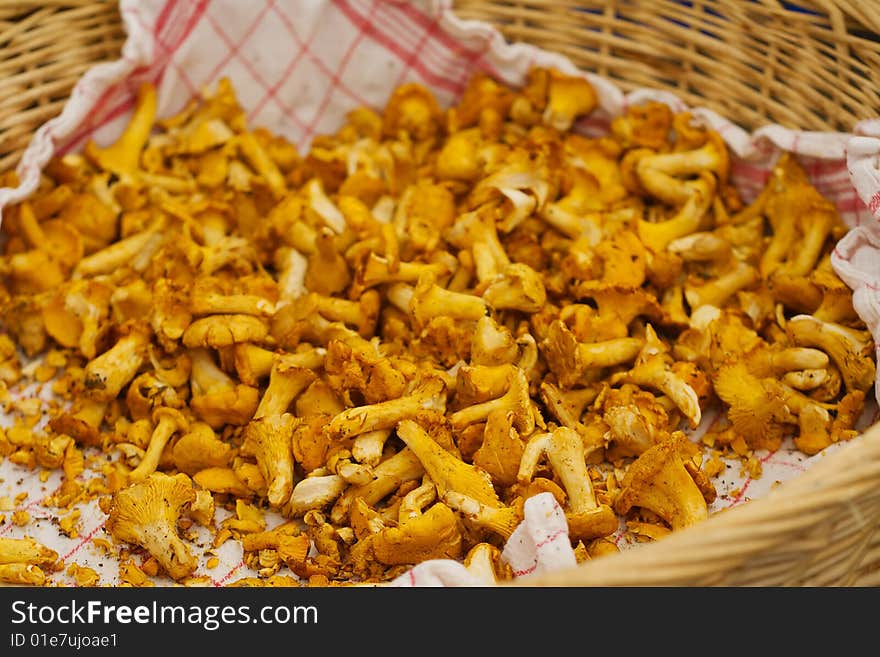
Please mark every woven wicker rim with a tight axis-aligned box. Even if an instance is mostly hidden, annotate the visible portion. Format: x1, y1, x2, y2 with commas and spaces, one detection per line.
454, 0, 880, 134
2, 0, 880, 587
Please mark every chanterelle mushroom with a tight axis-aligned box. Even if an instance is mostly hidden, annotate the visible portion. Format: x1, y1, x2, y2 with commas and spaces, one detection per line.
518, 426, 619, 541
395, 419, 520, 538
615, 432, 714, 531
105, 472, 198, 581
371, 485, 464, 566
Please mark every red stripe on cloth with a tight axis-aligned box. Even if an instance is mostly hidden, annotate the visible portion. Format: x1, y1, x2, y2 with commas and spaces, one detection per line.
164, 0, 209, 46
212, 559, 245, 587
816, 180, 862, 196
414, 21, 497, 93
61, 520, 107, 562
396, 0, 482, 61
393, 9, 441, 88
396, 0, 502, 81
768, 459, 807, 473
371, 4, 476, 92
274, 1, 374, 110
58, 84, 127, 155
868, 190, 880, 215
201, 3, 276, 91
509, 528, 568, 577
247, 47, 313, 127
212, 1, 311, 135
296, 0, 377, 145
534, 527, 568, 550
726, 479, 752, 507
155, 0, 186, 51
512, 565, 536, 577
368, 0, 426, 53
727, 450, 779, 507
396, 24, 471, 82
58, 0, 208, 154
120, 51, 151, 76
126, 1, 205, 97
154, 0, 210, 96
245, 1, 319, 128
802, 158, 850, 178
334, 0, 466, 96
730, 161, 772, 184
837, 197, 869, 214
154, 0, 179, 37
59, 97, 138, 156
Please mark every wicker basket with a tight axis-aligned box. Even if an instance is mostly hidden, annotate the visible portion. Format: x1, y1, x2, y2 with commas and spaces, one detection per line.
2, 0, 880, 587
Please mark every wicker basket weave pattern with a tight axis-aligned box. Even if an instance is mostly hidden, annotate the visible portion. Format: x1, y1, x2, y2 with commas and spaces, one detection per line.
0, 1, 127, 172
2, 0, 880, 587
455, 0, 880, 134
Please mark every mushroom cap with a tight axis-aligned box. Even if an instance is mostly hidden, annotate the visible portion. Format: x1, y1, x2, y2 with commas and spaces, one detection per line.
105, 472, 198, 580
566, 504, 619, 542
372, 502, 463, 565
615, 433, 709, 530
190, 384, 260, 428
171, 423, 234, 475
182, 314, 268, 348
